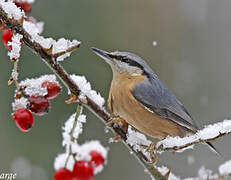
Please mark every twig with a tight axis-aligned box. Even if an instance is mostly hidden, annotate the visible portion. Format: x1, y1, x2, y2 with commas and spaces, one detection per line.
0, 7, 166, 180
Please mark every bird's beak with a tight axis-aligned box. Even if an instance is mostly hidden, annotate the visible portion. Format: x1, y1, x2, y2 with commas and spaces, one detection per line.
91, 47, 112, 63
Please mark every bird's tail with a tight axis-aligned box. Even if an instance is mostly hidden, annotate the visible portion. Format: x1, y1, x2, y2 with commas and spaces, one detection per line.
206, 142, 222, 157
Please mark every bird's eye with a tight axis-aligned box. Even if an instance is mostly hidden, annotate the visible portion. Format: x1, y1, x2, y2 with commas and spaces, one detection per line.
122, 57, 130, 63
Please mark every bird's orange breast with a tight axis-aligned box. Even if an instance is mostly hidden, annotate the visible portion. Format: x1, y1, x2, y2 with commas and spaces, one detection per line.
108, 73, 188, 139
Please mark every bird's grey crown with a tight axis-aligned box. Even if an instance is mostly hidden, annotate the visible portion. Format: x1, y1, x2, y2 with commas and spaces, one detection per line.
110, 51, 158, 78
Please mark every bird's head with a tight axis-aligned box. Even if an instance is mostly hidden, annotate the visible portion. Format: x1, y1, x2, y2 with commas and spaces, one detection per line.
91, 47, 152, 77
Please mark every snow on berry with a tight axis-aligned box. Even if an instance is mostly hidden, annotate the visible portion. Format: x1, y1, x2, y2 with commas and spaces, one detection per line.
19, 74, 59, 97
15, 0, 35, 4
2, 29, 13, 50
54, 154, 69, 172
0, 0, 25, 20
8, 33, 23, 60
28, 94, 50, 116
73, 161, 94, 180
72, 141, 108, 175
54, 153, 75, 172
70, 75, 105, 107
14, 0, 31, 13
73, 141, 108, 163
13, 108, 34, 132
89, 151, 105, 167
41, 81, 60, 99
12, 97, 29, 111
54, 168, 73, 180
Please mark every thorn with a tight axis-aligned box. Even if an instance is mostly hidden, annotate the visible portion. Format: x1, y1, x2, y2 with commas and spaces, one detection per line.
15, 91, 23, 99
44, 44, 53, 55
18, 15, 24, 25
11, 114, 15, 121
109, 133, 121, 143
79, 97, 88, 104
8, 77, 14, 86
65, 93, 77, 104
52, 44, 80, 59
164, 168, 171, 179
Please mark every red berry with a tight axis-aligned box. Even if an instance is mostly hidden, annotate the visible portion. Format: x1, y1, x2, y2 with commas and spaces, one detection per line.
2, 29, 13, 50
73, 161, 94, 180
89, 151, 104, 167
28, 95, 50, 116
14, 1, 31, 13
13, 108, 34, 132
41, 81, 60, 99
54, 168, 73, 180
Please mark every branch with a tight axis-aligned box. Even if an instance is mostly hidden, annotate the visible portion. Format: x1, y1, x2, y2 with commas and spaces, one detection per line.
156, 119, 231, 152
0, 5, 166, 180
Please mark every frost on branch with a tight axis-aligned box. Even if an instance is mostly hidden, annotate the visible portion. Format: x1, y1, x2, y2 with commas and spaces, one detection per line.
8, 33, 22, 60
126, 126, 151, 159
70, 75, 105, 107
23, 20, 80, 61
62, 112, 86, 146
0, 0, 80, 61
155, 166, 180, 180
219, 159, 231, 175
0, 0, 25, 20
157, 119, 231, 151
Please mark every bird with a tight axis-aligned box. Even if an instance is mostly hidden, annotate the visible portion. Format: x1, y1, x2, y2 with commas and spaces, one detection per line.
91, 47, 219, 158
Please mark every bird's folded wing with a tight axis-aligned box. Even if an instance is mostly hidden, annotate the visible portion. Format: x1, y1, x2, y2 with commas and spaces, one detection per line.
132, 78, 198, 132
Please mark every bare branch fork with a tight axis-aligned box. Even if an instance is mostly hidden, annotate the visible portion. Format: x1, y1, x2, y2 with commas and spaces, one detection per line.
0, 6, 230, 180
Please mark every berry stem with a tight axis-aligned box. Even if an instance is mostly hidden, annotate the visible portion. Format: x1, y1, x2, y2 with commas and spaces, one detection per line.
70, 104, 82, 137
64, 104, 83, 168
8, 60, 20, 90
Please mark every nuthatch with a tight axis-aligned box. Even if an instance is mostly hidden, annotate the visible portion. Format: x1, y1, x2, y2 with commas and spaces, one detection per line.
91, 47, 218, 156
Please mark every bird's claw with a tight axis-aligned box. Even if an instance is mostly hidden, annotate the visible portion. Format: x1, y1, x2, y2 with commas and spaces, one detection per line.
106, 117, 128, 142
146, 142, 158, 164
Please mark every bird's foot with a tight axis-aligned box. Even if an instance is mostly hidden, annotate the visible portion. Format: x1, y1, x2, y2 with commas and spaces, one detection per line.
106, 117, 128, 142
146, 142, 158, 164
106, 117, 128, 132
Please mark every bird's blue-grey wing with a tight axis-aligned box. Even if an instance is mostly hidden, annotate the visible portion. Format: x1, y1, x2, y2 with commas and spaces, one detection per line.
132, 77, 198, 132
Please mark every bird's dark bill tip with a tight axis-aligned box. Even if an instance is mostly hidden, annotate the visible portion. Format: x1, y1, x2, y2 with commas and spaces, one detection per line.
91, 47, 111, 59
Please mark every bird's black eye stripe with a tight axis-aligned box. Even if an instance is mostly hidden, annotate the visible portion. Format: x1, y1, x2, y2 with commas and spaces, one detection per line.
108, 54, 150, 77
109, 55, 136, 65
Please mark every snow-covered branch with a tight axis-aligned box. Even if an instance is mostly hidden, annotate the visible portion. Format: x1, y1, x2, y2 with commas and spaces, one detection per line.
157, 119, 231, 152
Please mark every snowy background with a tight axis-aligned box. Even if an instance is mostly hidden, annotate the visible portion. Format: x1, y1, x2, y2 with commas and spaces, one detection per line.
1, 0, 231, 179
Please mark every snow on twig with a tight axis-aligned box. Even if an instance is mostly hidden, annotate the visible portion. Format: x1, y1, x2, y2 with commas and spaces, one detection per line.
157, 119, 231, 151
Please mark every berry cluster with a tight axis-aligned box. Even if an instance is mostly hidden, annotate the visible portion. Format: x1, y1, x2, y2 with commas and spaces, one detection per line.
54, 150, 105, 180
12, 76, 61, 132
1, 0, 33, 51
